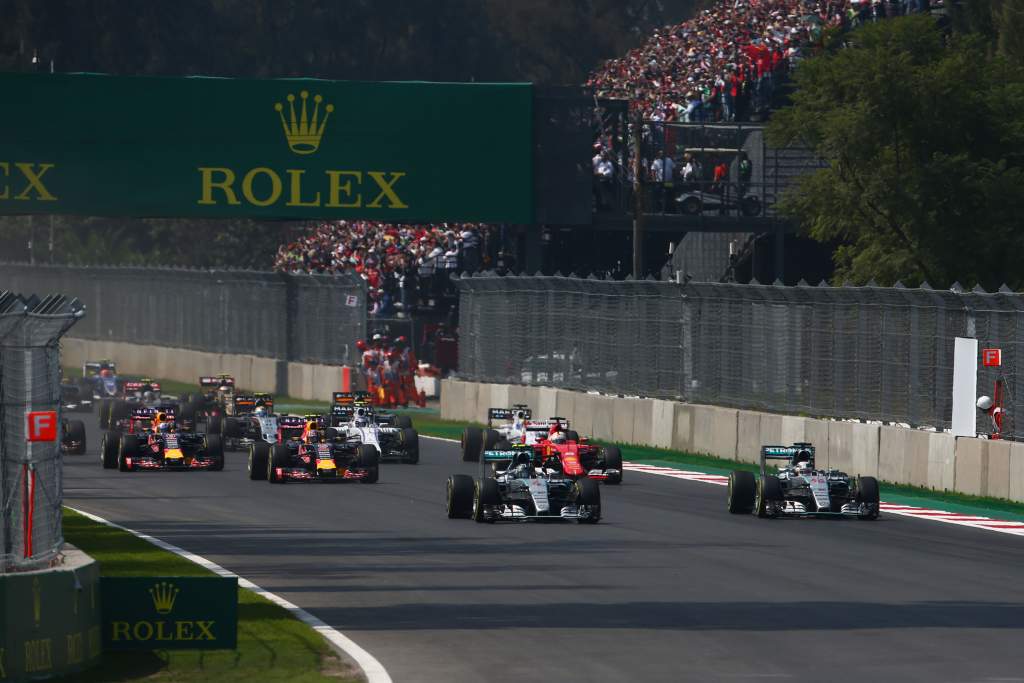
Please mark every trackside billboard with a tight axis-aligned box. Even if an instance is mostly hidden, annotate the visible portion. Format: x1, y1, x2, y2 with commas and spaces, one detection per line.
0, 72, 533, 223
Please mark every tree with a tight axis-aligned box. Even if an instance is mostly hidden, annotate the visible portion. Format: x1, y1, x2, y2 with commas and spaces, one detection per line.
767, 16, 1024, 289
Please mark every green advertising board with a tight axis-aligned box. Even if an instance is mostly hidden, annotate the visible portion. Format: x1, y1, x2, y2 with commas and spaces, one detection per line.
0, 72, 533, 222
101, 576, 237, 650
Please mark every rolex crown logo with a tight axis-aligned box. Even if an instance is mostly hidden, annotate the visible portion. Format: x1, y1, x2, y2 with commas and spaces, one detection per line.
275, 90, 334, 155
149, 581, 179, 615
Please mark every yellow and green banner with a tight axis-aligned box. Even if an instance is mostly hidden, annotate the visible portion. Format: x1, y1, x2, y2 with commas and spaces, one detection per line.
0, 72, 533, 222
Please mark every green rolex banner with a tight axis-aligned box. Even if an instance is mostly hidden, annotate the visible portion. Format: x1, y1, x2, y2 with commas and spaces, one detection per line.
101, 577, 237, 650
0, 72, 533, 223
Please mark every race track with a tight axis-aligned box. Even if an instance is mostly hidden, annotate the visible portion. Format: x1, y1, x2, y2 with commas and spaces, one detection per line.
66, 419, 1024, 683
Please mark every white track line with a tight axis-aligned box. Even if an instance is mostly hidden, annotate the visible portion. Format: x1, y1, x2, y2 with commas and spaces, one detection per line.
622, 463, 1024, 539
66, 506, 392, 683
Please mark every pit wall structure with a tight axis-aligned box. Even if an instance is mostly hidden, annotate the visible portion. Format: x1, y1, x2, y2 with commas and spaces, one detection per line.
441, 379, 1024, 503
61, 339, 361, 402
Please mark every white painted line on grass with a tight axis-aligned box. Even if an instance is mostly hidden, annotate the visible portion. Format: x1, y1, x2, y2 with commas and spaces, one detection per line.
66, 506, 393, 683
420, 434, 459, 444
621, 463, 1024, 539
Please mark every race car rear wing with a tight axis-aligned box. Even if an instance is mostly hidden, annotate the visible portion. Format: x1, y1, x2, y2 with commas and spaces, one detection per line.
199, 376, 235, 387
487, 406, 532, 426
83, 360, 116, 377
760, 443, 815, 476
123, 380, 161, 392
234, 394, 274, 413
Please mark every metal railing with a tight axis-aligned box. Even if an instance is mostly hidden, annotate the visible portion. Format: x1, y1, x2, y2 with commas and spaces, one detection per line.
1, 291, 83, 572
0, 264, 367, 366
457, 274, 1024, 440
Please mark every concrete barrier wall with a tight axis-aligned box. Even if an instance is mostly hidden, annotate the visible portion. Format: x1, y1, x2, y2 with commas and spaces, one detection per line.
62, 338, 353, 401
440, 379, 1024, 503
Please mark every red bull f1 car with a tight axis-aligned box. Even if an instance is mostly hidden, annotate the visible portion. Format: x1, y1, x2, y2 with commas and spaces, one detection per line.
247, 418, 380, 484
100, 407, 224, 472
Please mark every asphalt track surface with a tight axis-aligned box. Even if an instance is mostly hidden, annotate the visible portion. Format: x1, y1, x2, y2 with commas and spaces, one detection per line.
65, 419, 1024, 683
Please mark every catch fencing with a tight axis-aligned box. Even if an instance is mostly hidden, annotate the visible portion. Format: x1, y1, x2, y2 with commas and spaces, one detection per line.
1, 291, 83, 572
0, 264, 366, 366
457, 274, 1024, 440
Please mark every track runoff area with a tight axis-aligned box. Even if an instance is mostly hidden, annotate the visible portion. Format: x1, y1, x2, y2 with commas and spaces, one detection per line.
63, 402, 1024, 683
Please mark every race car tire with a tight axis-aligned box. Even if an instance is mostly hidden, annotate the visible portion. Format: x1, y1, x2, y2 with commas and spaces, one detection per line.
357, 444, 380, 483
204, 434, 225, 471
64, 420, 87, 455
268, 443, 290, 483
98, 399, 112, 430
109, 400, 130, 429
401, 428, 420, 464
755, 475, 782, 518
101, 430, 120, 469
248, 442, 270, 480
461, 426, 483, 462
446, 474, 474, 519
482, 429, 501, 458
394, 415, 413, 430
472, 478, 500, 523
118, 434, 139, 472
223, 417, 243, 439
565, 430, 580, 443
741, 195, 762, 217
856, 476, 880, 520
574, 478, 602, 524
681, 196, 701, 215
206, 413, 223, 436
601, 445, 623, 485
727, 470, 756, 514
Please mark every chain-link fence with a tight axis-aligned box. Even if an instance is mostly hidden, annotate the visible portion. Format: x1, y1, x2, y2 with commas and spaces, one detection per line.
1, 291, 83, 572
0, 264, 366, 365
458, 274, 1024, 440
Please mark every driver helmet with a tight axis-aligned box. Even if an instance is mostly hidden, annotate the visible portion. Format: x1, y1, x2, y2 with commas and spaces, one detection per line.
513, 451, 533, 477
549, 430, 567, 444
254, 406, 267, 417
395, 336, 407, 348
795, 450, 812, 470
100, 368, 113, 378
306, 430, 319, 444
143, 390, 155, 403
218, 384, 232, 394
158, 421, 171, 433
977, 396, 994, 411
356, 340, 367, 351
354, 407, 369, 426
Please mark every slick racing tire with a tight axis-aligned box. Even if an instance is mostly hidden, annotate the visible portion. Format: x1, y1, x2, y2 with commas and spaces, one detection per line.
98, 399, 112, 430
394, 415, 413, 430
179, 400, 196, 424
472, 478, 500, 523
755, 475, 783, 518
249, 442, 270, 481
601, 445, 623, 485
118, 434, 139, 472
64, 419, 87, 455
680, 196, 701, 215
206, 413, 223, 436
109, 400, 130, 429
574, 478, 602, 524
268, 443, 290, 483
400, 428, 420, 464
481, 429, 501, 459
101, 430, 120, 469
357, 444, 380, 484
727, 470, 756, 514
856, 476, 880, 520
204, 434, 225, 471
461, 427, 483, 462
446, 474, 475, 519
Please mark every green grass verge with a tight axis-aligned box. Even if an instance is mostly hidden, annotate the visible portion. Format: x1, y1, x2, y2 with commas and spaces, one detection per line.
58, 509, 358, 683
401, 410, 1024, 522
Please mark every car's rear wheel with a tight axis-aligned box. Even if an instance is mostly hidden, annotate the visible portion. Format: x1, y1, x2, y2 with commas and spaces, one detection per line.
98, 399, 112, 430
400, 428, 419, 464
101, 430, 119, 469
394, 415, 413, 430
574, 478, 601, 524
446, 474, 474, 519
461, 426, 482, 462
109, 400, 130, 429
206, 414, 223, 436
601, 445, 623, 485
472, 478, 500, 523
727, 470, 756, 514
268, 443, 290, 483
357, 444, 380, 483
204, 434, 225, 471
64, 419, 86, 455
118, 434, 138, 472
856, 476, 880, 520
249, 442, 269, 480
681, 196, 701, 215
755, 475, 782, 518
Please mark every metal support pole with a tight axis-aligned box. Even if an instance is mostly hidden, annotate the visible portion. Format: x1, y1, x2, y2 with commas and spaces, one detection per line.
632, 114, 645, 278
774, 219, 785, 283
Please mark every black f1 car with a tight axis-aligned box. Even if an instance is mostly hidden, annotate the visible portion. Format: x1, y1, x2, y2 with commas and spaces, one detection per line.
446, 442, 601, 523
727, 443, 880, 520
60, 418, 87, 455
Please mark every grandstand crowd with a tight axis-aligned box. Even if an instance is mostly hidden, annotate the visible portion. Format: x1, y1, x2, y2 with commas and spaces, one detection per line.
273, 221, 492, 316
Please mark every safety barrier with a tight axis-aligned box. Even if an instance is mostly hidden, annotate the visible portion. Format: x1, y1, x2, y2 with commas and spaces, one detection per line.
441, 379, 1024, 503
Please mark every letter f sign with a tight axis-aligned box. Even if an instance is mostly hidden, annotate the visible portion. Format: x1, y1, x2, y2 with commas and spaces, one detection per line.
26, 411, 57, 441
